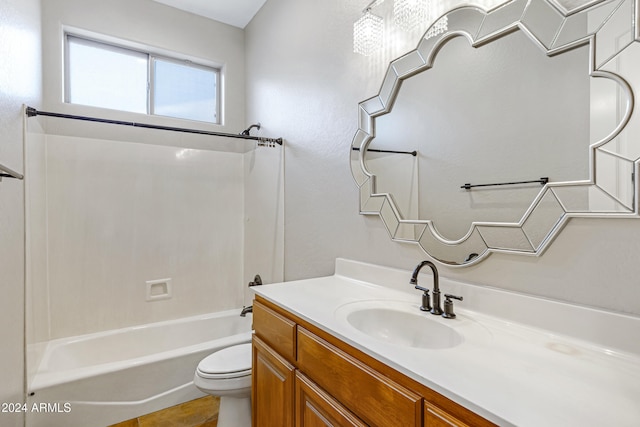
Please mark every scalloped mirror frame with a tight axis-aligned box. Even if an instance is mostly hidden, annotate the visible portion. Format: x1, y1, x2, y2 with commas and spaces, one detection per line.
351, 0, 640, 266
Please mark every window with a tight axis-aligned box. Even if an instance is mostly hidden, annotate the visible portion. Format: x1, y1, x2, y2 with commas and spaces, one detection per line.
153, 58, 218, 123
66, 36, 148, 114
65, 35, 220, 123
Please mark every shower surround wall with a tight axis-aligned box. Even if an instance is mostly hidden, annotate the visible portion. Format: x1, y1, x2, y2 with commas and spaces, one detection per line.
26, 0, 284, 390
25, 125, 284, 424
27, 134, 245, 341
32, 0, 251, 338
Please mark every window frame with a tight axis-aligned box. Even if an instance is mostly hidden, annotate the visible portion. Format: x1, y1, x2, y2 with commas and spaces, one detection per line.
64, 33, 221, 124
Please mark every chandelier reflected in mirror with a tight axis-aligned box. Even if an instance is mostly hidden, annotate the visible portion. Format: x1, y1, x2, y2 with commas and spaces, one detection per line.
353, 7, 384, 56
393, 0, 429, 31
353, 0, 448, 56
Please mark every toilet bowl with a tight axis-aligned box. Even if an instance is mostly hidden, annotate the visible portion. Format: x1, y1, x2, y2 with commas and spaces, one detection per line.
194, 342, 252, 427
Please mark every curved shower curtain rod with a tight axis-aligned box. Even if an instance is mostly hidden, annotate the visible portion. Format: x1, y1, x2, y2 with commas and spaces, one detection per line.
25, 107, 283, 146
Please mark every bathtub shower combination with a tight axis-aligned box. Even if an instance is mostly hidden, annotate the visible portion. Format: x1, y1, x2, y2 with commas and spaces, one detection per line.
24, 110, 284, 427
27, 311, 251, 427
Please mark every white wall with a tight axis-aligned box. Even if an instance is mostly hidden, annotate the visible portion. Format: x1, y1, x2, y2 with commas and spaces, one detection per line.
245, 0, 640, 316
0, 0, 42, 425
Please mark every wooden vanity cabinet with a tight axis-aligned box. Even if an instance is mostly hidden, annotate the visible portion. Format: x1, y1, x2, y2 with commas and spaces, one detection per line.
252, 335, 295, 427
252, 297, 495, 427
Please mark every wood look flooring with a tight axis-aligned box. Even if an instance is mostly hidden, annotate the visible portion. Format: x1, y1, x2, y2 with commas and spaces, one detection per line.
109, 396, 219, 427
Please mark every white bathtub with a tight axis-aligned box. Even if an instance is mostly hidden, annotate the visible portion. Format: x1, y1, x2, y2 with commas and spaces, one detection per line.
26, 309, 252, 427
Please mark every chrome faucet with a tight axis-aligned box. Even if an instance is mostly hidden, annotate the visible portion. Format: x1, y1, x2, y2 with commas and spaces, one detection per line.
409, 260, 443, 315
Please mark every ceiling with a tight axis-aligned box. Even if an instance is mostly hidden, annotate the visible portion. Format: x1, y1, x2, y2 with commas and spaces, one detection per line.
150, 0, 597, 30
151, 0, 267, 28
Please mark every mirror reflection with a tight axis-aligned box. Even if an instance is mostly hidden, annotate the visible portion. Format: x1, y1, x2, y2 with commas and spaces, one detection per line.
352, 0, 638, 265
369, 30, 595, 240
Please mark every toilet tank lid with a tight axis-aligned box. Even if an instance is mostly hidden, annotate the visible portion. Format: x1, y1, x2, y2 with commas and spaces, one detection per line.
198, 342, 252, 375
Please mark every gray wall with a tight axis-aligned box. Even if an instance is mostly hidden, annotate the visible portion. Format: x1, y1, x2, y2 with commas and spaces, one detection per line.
0, 0, 42, 425
245, 0, 640, 316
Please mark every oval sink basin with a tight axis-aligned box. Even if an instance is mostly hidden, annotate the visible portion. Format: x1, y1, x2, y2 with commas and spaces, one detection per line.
336, 301, 463, 350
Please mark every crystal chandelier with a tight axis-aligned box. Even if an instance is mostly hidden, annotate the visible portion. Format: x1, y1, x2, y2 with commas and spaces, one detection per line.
353, 8, 384, 56
394, 0, 429, 32
353, 0, 449, 56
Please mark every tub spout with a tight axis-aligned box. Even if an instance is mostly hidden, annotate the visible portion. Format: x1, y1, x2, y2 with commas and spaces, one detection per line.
240, 306, 253, 317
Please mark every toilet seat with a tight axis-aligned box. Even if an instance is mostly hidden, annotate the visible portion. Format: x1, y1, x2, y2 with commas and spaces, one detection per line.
194, 342, 253, 427
196, 343, 252, 380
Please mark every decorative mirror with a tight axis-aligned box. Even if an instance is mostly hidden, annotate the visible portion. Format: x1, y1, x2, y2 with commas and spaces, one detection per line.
351, 0, 640, 266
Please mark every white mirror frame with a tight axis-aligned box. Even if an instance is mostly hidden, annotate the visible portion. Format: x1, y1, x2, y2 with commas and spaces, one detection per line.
351, 0, 640, 266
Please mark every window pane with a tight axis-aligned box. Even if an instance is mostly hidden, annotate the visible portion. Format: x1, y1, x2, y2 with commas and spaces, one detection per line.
67, 36, 148, 114
153, 58, 218, 123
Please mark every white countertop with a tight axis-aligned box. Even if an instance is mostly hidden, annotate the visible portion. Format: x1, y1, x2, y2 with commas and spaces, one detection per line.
253, 259, 640, 427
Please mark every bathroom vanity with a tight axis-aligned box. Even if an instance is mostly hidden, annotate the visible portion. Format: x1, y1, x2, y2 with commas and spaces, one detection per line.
251, 259, 640, 426
252, 297, 492, 426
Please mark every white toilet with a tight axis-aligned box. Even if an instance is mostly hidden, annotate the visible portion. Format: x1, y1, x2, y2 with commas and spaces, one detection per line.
194, 342, 252, 427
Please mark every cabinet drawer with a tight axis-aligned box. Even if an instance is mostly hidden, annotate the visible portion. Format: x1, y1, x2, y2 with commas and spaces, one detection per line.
253, 300, 296, 363
297, 327, 422, 427
424, 402, 471, 427
296, 371, 366, 427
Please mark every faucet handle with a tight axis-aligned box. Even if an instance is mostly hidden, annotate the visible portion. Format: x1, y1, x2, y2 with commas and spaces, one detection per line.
248, 274, 262, 287
415, 285, 432, 312
442, 294, 463, 319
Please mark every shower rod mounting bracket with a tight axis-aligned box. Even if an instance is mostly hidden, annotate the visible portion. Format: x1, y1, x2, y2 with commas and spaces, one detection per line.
241, 123, 261, 136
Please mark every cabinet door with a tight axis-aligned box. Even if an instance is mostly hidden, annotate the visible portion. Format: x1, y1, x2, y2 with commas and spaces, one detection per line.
253, 335, 295, 427
424, 402, 471, 427
295, 372, 366, 427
